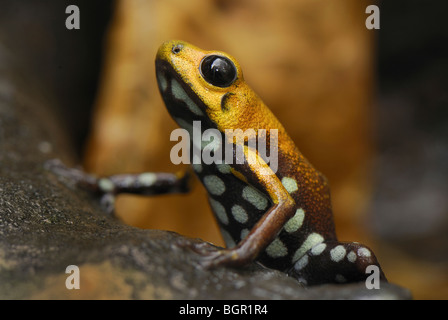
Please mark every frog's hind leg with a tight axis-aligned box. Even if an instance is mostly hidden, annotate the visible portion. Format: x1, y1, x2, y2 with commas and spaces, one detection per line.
287, 241, 387, 286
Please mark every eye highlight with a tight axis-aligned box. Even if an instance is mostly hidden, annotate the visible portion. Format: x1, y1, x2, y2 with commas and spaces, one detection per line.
200, 55, 237, 88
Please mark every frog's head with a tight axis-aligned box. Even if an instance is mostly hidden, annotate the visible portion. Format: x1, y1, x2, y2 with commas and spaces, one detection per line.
155, 40, 275, 133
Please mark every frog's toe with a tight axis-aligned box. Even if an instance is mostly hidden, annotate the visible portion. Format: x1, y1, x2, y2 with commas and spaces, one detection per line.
176, 238, 218, 256
196, 250, 229, 269
99, 193, 116, 215
176, 239, 244, 269
45, 159, 76, 179
45, 158, 98, 188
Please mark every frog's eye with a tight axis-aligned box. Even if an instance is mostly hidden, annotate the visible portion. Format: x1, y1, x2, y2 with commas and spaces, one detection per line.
200, 55, 237, 88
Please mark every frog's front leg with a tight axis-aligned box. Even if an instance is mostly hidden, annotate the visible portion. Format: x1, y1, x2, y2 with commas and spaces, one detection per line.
45, 159, 191, 215
188, 147, 296, 269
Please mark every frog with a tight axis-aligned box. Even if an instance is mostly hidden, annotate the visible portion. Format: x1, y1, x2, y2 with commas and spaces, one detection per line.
47, 40, 386, 286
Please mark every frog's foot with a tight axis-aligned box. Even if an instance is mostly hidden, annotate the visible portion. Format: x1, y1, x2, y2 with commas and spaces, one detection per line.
45, 159, 117, 214
287, 241, 387, 286
45, 159, 99, 191
99, 193, 116, 215
177, 239, 255, 269
176, 238, 223, 267
197, 248, 245, 269
176, 238, 217, 254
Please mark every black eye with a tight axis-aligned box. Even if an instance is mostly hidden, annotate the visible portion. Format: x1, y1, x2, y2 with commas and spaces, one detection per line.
200, 55, 237, 87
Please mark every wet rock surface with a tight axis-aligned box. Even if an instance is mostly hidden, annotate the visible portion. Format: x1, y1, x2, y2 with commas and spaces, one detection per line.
0, 54, 411, 300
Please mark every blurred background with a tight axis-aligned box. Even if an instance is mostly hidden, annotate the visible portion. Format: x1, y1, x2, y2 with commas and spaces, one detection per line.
0, 0, 446, 299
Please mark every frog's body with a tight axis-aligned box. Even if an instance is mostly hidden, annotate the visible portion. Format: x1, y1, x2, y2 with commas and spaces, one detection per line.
154, 41, 385, 285
48, 40, 386, 286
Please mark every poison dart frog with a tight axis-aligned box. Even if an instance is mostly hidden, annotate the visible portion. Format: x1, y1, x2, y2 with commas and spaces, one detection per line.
47, 40, 386, 286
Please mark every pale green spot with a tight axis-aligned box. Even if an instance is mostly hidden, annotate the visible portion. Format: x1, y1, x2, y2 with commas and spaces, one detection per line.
240, 228, 250, 240
242, 186, 268, 210
231, 205, 248, 224
284, 208, 305, 233
171, 79, 203, 116
138, 173, 157, 186
294, 255, 309, 271
216, 163, 231, 174
220, 228, 236, 248
358, 247, 371, 258
281, 177, 298, 193
98, 178, 114, 192
265, 238, 288, 258
310, 242, 327, 256
347, 251, 357, 263
209, 198, 228, 225
292, 233, 324, 263
330, 245, 346, 262
203, 175, 226, 196
157, 72, 167, 92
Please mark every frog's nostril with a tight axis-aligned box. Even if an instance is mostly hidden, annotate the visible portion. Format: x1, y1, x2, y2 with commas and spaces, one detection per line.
172, 44, 183, 54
